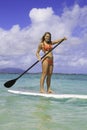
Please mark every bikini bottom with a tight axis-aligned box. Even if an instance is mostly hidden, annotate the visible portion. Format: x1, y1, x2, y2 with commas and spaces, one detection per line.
42, 57, 53, 66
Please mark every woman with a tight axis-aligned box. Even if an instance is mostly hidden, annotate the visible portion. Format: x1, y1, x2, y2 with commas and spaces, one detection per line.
36, 32, 67, 93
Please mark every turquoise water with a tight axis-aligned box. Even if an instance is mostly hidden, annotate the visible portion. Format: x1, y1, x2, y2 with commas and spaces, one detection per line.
0, 73, 87, 130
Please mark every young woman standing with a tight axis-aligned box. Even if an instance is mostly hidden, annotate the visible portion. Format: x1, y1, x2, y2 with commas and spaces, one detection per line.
36, 32, 67, 93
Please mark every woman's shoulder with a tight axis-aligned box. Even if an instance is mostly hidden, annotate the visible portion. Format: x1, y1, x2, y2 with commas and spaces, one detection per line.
39, 42, 44, 46
38, 42, 43, 49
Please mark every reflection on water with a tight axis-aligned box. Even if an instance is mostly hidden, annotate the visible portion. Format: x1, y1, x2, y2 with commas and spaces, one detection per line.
33, 98, 53, 130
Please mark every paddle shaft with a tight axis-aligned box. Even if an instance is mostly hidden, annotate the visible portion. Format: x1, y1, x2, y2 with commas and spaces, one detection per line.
16, 39, 64, 79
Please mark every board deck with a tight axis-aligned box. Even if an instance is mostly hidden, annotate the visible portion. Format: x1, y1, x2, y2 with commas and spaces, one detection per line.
8, 90, 87, 99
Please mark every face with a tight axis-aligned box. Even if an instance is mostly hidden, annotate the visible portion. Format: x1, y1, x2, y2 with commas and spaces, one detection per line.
44, 34, 51, 43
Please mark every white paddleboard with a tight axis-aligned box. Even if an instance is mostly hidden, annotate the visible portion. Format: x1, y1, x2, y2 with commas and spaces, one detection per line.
8, 90, 87, 99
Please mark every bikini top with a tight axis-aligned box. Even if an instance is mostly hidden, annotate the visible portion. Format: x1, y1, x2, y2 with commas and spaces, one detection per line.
42, 42, 52, 52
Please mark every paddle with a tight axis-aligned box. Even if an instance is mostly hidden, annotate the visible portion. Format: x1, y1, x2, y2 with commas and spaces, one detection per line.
4, 39, 65, 88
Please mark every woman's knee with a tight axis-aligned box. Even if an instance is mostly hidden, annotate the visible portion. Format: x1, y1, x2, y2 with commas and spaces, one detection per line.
42, 71, 47, 77
47, 73, 52, 77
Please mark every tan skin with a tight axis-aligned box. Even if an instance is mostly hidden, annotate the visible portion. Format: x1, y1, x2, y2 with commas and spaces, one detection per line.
36, 32, 67, 93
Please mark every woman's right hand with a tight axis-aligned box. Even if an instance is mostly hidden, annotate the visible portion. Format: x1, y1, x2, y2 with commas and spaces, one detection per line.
37, 55, 41, 61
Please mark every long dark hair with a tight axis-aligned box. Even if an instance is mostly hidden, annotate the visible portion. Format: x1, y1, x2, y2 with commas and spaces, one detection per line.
41, 32, 51, 43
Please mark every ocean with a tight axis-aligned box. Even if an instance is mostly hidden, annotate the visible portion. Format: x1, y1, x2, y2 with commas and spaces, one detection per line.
0, 73, 87, 130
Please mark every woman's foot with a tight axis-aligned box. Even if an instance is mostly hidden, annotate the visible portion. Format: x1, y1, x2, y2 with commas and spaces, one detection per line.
40, 89, 46, 93
47, 89, 54, 94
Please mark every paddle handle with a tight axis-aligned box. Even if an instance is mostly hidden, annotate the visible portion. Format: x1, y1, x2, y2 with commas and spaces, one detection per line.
17, 38, 64, 79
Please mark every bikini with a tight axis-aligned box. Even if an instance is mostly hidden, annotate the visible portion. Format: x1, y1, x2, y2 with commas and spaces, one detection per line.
42, 42, 53, 66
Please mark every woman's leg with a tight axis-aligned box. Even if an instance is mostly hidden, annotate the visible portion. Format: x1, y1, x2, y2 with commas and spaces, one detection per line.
46, 65, 53, 93
40, 59, 48, 93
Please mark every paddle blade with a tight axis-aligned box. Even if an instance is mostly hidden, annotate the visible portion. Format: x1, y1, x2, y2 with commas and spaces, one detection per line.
4, 78, 17, 88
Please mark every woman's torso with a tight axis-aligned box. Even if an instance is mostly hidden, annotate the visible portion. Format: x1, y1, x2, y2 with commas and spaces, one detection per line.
41, 42, 53, 58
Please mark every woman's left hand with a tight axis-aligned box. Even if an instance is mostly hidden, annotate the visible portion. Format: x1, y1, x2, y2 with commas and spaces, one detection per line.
64, 37, 67, 40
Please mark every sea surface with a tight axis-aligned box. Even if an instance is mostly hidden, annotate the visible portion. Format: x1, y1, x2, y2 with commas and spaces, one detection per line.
0, 73, 87, 130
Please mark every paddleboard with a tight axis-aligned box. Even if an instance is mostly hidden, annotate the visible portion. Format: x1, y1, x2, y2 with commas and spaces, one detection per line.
8, 90, 87, 99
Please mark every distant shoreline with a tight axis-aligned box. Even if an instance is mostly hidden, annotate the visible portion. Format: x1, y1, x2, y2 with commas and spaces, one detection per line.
0, 68, 87, 75
0, 72, 87, 75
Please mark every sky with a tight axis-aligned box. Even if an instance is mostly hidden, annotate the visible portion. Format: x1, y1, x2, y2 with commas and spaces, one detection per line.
0, 0, 87, 74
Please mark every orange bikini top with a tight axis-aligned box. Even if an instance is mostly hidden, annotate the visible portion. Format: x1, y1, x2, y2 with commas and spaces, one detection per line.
42, 42, 52, 52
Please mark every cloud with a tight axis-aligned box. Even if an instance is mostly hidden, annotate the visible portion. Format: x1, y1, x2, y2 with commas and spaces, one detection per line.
29, 7, 54, 23
0, 5, 87, 73
69, 57, 87, 67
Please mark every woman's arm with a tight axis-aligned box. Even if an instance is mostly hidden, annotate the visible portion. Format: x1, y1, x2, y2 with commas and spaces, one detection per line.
36, 43, 42, 61
52, 37, 67, 45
